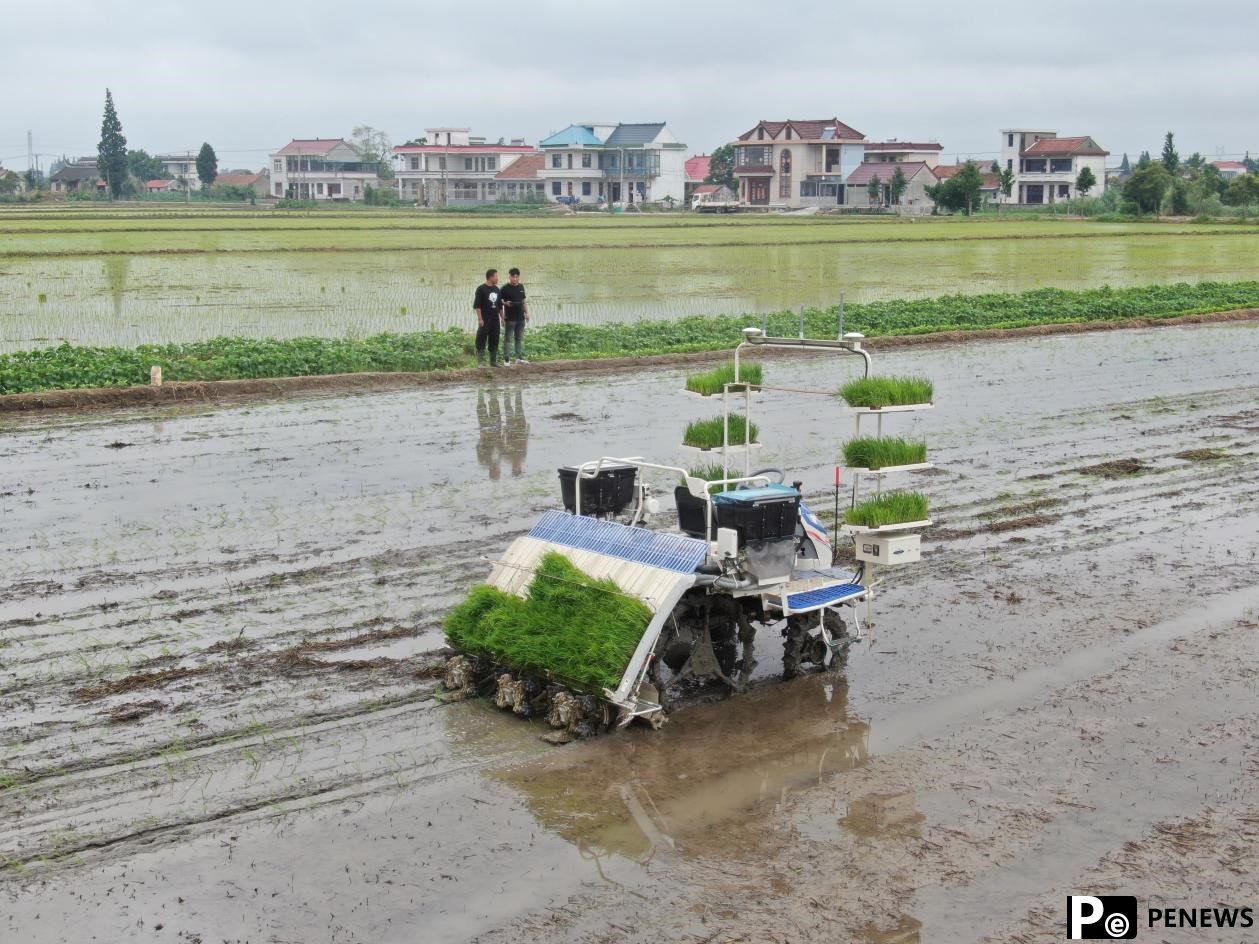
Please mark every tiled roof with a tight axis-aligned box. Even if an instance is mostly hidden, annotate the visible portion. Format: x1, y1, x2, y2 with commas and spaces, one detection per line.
864, 141, 944, 152
495, 153, 546, 180
51, 162, 99, 181
1021, 136, 1108, 157
1212, 160, 1246, 170
215, 173, 263, 186
540, 125, 603, 147
933, 164, 1002, 189
738, 118, 865, 142
604, 122, 666, 146
145, 179, 174, 189
845, 161, 932, 185
274, 138, 355, 157
685, 154, 711, 181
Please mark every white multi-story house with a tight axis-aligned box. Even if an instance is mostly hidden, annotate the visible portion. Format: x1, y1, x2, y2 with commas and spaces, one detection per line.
391, 129, 536, 204
1211, 160, 1247, 180
729, 118, 867, 208
999, 129, 1109, 204
537, 122, 687, 205
269, 139, 381, 201
156, 154, 202, 190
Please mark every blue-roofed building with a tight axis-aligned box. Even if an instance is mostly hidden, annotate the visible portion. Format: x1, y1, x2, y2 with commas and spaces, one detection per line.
538, 121, 687, 206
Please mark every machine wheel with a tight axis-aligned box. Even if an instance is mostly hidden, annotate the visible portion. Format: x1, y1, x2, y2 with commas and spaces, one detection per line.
782, 615, 829, 679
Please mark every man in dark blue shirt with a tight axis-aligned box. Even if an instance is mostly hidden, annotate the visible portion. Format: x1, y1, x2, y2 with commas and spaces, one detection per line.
472, 269, 503, 367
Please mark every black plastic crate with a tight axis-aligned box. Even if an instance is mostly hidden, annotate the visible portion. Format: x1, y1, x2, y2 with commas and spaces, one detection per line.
676, 485, 800, 545
558, 463, 637, 516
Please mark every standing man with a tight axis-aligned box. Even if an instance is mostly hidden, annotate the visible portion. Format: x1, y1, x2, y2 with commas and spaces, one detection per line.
500, 267, 529, 365
473, 268, 503, 368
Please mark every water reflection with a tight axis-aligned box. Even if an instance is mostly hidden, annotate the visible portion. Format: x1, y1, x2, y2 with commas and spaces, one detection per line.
475, 385, 529, 480
491, 675, 872, 865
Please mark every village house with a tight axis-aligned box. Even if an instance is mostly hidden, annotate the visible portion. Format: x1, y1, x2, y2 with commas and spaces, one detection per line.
1211, 160, 1247, 180
845, 161, 937, 212
269, 139, 381, 201
493, 153, 548, 203
684, 154, 712, 204
49, 159, 103, 194
145, 179, 183, 193
537, 122, 687, 205
999, 129, 1109, 204
214, 171, 271, 197
933, 163, 1003, 203
391, 129, 535, 205
729, 118, 867, 208
156, 154, 202, 190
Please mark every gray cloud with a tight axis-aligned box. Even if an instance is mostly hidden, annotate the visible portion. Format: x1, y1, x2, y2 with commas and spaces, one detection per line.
4, 0, 1257, 170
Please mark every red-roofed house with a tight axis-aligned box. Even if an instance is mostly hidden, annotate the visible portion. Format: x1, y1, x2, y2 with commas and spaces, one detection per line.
391, 129, 536, 204
269, 138, 381, 201
214, 172, 271, 196
684, 154, 712, 204
1212, 160, 1247, 180
728, 117, 868, 208
494, 152, 547, 202
999, 129, 1109, 204
145, 179, 182, 193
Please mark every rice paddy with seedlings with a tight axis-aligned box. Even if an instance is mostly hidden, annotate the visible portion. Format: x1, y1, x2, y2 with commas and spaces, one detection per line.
4, 322, 1259, 942
683, 413, 759, 450
4, 207, 1259, 353
844, 490, 931, 527
839, 375, 935, 408
841, 436, 929, 470
684, 360, 763, 396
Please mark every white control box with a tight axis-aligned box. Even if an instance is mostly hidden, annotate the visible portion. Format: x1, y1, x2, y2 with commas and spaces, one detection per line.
855, 533, 921, 565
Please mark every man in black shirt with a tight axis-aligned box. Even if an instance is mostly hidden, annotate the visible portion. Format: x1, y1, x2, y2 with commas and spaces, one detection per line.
472, 269, 503, 367
500, 267, 529, 365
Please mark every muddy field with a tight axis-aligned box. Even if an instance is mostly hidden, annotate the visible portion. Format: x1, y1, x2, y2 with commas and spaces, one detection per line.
2, 321, 1258, 942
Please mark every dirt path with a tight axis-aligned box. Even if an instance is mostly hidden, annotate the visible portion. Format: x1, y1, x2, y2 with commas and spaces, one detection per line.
1, 320, 1257, 942
3, 306, 1257, 414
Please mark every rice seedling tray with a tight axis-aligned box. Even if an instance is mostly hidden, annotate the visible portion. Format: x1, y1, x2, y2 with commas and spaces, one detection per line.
839, 518, 933, 534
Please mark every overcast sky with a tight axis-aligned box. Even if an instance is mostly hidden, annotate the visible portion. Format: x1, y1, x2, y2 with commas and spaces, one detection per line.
3, 0, 1257, 171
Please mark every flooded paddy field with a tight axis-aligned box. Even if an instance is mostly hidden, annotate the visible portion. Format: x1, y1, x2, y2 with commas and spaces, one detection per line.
3, 212, 1259, 350
2, 321, 1258, 942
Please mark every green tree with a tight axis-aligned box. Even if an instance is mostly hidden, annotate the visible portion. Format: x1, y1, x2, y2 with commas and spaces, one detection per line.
401, 136, 429, 146
1119, 153, 1131, 175
0, 170, 19, 195
1075, 166, 1097, 197
1225, 173, 1259, 208
889, 165, 908, 205
705, 144, 737, 191
97, 88, 128, 198
126, 149, 166, 181
1123, 163, 1172, 214
926, 161, 984, 214
196, 143, 218, 187
352, 125, 392, 178
998, 164, 1015, 204
1245, 153, 1258, 174
1183, 152, 1205, 174
1161, 132, 1180, 175
1137, 151, 1152, 169
866, 173, 882, 207
1169, 180, 1190, 215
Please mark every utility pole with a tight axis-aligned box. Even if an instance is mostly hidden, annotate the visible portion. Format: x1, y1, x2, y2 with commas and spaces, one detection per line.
186, 150, 191, 203
26, 130, 34, 178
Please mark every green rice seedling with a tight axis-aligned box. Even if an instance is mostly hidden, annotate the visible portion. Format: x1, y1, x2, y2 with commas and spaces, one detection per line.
683, 413, 759, 450
685, 361, 763, 396
444, 552, 652, 692
839, 376, 933, 408
687, 463, 739, 492
842, 436, 928, 469
844, 491, 930, 528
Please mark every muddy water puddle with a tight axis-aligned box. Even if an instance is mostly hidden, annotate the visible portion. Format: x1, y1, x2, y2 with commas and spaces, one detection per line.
2, 321, 1259, 941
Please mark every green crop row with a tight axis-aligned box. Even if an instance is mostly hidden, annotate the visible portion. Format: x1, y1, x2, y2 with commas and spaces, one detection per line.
4, 280, 1259, 396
